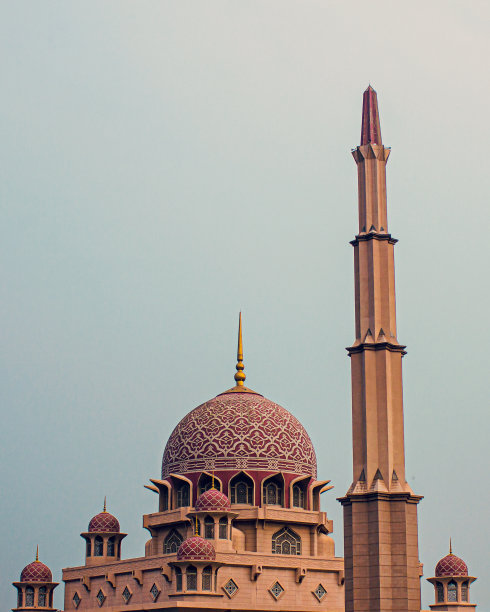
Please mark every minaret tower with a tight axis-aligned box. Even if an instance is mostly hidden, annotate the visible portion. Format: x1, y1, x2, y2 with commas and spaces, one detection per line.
339, 87, 423, 612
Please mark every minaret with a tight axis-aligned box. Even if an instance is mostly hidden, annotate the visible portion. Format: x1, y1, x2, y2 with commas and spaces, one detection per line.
339, 86, 423, 612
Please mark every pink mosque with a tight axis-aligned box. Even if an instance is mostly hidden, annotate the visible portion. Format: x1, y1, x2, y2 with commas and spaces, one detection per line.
12, 89, 478, 612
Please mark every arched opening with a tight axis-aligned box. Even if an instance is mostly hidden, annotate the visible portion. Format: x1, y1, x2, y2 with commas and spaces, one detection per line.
49, 590, 53, 607
176, 482, 190, 508
272, 527, 301, 555
448, 580, 457, 602
202, 566, 212, 591
94, 535, 103, 556
219, 517, 228, 539
186, 565, 197, 591
230, 472, 254, 504
292, 484, 306, 508
17, 589, 23, 608
436, 582, 444, 603
38, 586, 47, 607
175, 567, 182, 591
197, 472, 221, 495
86, 538, 91, 557
26, 587, 34, 607
262, 474, 284, 506
164, 529, 183, 554
462, 581, 469, 602
107, 536, 115, 556
204, 515, 214, 539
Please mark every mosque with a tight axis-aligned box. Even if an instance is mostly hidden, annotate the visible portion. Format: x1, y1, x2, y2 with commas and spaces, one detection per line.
11, 88, 478, 612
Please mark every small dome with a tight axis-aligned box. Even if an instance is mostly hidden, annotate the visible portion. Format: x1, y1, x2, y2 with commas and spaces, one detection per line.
88, 511, 120, 533
195, 488, 231, 512
435, 553, 468, 577
177, 536, 216, 561
20, 561, 52, 583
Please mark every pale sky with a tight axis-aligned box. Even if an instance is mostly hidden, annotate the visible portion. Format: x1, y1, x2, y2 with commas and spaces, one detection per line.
0, 1, 488, 609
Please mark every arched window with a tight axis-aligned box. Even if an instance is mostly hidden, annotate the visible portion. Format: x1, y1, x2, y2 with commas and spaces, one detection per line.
160, 488, 169, 512
164, 529, 183, 554
219, 517, 228, 539
264, 481, 283, 506
461, 581, 469, 602
86, 539, 91, 557
272, 527, 301, 555
448, 580, 457, 602
436, 582, 444, 602
49, 590, 53, 607
17, 590, 23, 608
38, 586, 47, 607
94, 535, 103, 556
204, 516, 214, 539
198, 473, 220, 496
107, 536, 115, 556
175, 567, 182, 591
230, 473, 254, 504
293, 484, 305, 508
186, 565, 197, 590
202, 566, 212, 591
26, 587, 34, 607
176, 483, 190, 508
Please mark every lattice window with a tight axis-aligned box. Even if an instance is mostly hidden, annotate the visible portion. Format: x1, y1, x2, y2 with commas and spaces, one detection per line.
38, 586, 47, 607
176, 483, 190, 507
223, 578, 239, 598
164, 529, 183, 554
448, 581, 457, 602
272, 527, 301, 555
230, 477, 253, 504
26, 587, 34, 607
122, 586, 132, 604
436, 582, 444, 603
204, 515, 214, 539
175, 567, 183, 591
219, 517, 228, 539
107, 537, 115, 556
150, 583, 160, 601
202, 566, 212, 591
96, 590, 106, 607
94, 536, 103, 556
293, 484, 305, 508
17, 590, 23, 609
462, 581, 469, 602
264, 481, 280, 505
269, 581, 285, 600
72, 592, 81, 609
313, 584, 327, 602
186, 565, 197, 591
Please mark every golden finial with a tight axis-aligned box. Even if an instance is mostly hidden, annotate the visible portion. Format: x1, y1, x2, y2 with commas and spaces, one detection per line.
103, 496, 107, 513
449, 537, 453, 555
211, 472, 215, 490
35, 545, 39, 562
234, 312, 246, 386
194, 517, 199, 536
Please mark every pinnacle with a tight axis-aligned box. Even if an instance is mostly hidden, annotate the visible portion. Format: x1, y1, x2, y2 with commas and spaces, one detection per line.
361, 85, 382, 146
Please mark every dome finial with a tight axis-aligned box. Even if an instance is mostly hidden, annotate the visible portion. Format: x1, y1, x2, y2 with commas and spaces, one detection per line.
35, 545, 39, 562
103, 496, 107, 513
194, 517, 199, 536
234, 312, 246, 386
449, 537, 453, 555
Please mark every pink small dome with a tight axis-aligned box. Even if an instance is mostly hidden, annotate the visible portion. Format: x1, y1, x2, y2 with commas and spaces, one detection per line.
177, 536, 216, 561
20, 561, 52, 583
88, 511, 120, 533
435, 553, 468, 577
195, 488, 231, 512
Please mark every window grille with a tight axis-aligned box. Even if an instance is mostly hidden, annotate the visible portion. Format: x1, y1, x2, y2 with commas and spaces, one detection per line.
436, 582, 444, 602
72, 592, 81, 609
269, 581, 284, 600
219, 517, 228, 539
313, 584, 327, 601
462, 581, 469, 602
202, 566, 212, 591
223, 578, 238, 598
176, 483, 190, 507
164, 529, 183, 554
150, 583, 160, 601
38, 586, 47, 607
175, 567, 182, 591
107, 537, 115, 556
122, 587, 131, 603
204, 516, 214, 539
272, 527, 301, 555
96, 590, 106, 607
448, 581, 457, 602
94, 536, 103, 556
186, 566, 197, 591
293, 485, 305, 508
26, 587, 34, 607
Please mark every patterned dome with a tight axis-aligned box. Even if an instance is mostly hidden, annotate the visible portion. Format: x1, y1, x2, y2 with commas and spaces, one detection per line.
177, 536, 216, 561
162, 391, 317, 478
88, 511, 120, 533
195, 488, 231, 512
435, 553, 468, 577
20, 561, 52, 583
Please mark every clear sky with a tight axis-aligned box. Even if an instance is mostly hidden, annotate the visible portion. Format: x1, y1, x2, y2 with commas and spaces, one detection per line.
1, 1, 488, 609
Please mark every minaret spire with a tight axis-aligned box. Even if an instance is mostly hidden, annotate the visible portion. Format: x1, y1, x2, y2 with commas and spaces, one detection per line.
103, 496, 107, 512
339, 87, 422, 612
35, 545, 39, 562
234, 312, 246, 387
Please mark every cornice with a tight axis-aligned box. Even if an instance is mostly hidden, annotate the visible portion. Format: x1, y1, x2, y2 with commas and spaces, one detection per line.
347, 341, 407, 356
337, 491, 423, 505
350, 232, 398, 246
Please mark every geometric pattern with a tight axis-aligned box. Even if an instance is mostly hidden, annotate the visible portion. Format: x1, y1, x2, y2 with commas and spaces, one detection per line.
96, 590, 105, 606
20, 561, 53, 583
435, 553, 468, 577
177, 536, 216, 561
223, 578, 239, 598
195, 489, 231, 512
150, 583, 160, 601
72, 593, 81, 608
313, 584, 327, 601
269, 581, 285, 600
88, 511, 120, 533
122, 586, 132, 603
162, 392, 317, 478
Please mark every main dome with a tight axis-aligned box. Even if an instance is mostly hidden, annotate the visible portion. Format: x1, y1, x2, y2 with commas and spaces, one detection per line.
162, 390, 317, 478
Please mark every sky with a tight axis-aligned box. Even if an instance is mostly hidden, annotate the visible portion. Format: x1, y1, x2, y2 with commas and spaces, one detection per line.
0, 1, 489, 609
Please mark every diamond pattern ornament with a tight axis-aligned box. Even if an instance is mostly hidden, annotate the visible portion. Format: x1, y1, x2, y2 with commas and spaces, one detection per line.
313, 584, 327, 601
162, 392, 317, 478
435, 553, 468, 577
195, 489, 231, 512
122, 586, 131, 603
150, 583, 160, 601
88, 511, 120, 533
177, 536, 216, 561
72, 593, 81, 609
223, 579, 238, 598
269, 581, 285, 600
96, 590, 106, 607
20, 561, 53, 583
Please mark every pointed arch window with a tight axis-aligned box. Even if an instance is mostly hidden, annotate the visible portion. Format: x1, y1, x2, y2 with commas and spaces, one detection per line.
202, 566, 212, 591
264, 481, 283, 505
272, 527, 301, 555
94, 535, 103, 556
107, 536, 115, 556
186, 565, 197, 591
436, 582, 444, 602
219, 517, 228, 539
230, 473, 254, 504
26, 587, 34, 607
38, 586, 47, 607
292, 484, 305, 508
447, 580, 457, 602
164, 529, 183, 554
176, 482, 190, 508
204, 516, 214, 539
462, 581, 469, 602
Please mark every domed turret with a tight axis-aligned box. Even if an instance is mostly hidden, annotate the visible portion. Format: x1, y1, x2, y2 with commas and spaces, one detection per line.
177, 536, 216, 561
195, 488, 231, 512
20, 560, 52, 583
81, 499, 126, 566
88, 498, 120, 533
435, 552, 468, 577
13, 548, 58, 611
427, 541, 477, 610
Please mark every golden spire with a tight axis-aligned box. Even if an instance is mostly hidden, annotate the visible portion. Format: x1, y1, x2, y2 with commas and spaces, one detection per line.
449, 537, 453, 555
194, 517, 199, 536
103, 496, 107, 513
234, 312, 246, 386
35, 545, 39, 562
211, 472, 215, 490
